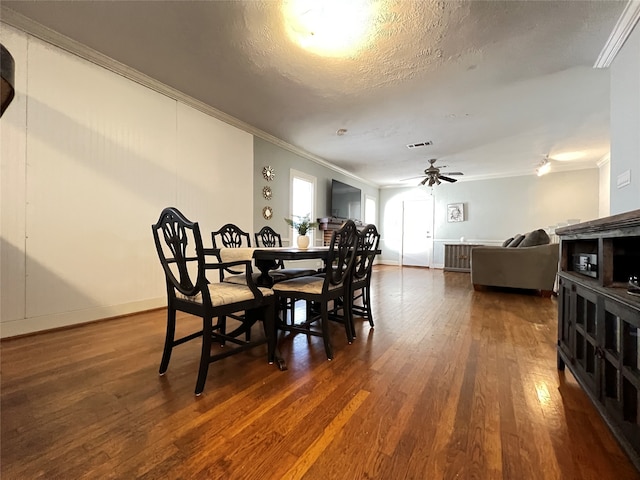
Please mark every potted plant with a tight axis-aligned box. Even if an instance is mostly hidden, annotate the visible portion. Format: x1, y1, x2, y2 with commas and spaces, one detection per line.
284, 214, 318, 249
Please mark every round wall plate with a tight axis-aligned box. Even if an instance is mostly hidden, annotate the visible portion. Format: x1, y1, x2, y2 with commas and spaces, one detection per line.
262, 206, 273, 220
262, 186, 272, 200
262, 166, 275, 181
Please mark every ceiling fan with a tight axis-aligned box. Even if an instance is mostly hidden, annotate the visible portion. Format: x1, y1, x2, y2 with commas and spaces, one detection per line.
411, 158, 464, 186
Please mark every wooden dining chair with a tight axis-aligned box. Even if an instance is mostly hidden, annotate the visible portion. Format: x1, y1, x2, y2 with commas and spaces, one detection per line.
211, 223, 253, 282
272, 220, 359, 360
350, 224, 381, 329
152, 207, 276, 396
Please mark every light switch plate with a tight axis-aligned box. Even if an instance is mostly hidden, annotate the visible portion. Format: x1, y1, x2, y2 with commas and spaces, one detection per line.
617, 169, 631, 188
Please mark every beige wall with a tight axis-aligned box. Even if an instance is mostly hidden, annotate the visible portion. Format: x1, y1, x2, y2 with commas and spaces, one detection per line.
0, 25, 254, 337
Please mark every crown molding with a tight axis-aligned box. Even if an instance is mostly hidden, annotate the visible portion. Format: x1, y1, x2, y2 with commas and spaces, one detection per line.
1, 7, 378, 188
594, 0, 640, 68
596, 153, 611, 168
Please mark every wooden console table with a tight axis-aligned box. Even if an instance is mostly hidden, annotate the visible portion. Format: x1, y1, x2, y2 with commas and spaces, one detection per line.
444, 244, 483, 272
556, 209, 640, 472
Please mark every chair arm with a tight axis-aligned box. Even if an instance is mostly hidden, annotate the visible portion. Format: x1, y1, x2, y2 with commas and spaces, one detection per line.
203, 260, 264, 298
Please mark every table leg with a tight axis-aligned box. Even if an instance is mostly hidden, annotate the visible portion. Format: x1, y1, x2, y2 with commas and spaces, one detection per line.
254, 258, 277, 287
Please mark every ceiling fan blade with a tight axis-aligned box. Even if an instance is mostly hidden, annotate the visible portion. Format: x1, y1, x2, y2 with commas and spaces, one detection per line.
401, 175, 426, 181
440, 171, 464, 176
439, 175, 458, 183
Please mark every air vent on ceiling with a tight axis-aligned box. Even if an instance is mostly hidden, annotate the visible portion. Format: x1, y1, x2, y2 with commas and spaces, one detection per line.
406, 141, 433, 149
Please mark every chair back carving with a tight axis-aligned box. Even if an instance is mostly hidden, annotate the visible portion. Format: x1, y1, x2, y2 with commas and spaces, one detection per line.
325, 220, 359, 289
212, 223, 252, 249
255, 225, 281, 248
212, 223, 252, 278
152, 207, 207, 300
255, 226, 286, 269
353, 224, 380, 284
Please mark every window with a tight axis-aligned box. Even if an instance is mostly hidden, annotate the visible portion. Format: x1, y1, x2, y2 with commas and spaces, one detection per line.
365, 195, 376, 225
290, 169, 316, 245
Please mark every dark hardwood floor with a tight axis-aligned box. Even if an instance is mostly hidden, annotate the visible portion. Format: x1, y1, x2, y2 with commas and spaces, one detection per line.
2, 266, 639, 479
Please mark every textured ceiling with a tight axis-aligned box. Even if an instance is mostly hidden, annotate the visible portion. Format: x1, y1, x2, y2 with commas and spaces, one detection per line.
1, 1, 626, 186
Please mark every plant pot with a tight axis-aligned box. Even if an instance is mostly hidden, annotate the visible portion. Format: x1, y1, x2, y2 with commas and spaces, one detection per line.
297, 235, 310, 249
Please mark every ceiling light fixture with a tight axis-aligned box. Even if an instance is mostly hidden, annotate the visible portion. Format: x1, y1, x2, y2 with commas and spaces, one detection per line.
283, 0, 378, 57
336, 128, 347, 136
537, 158, 551, 177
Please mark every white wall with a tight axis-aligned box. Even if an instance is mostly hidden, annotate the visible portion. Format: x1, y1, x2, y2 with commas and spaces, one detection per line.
0, 25, 254, 337
610, 22, 640, 214
599, 155, 611, 217
379, 169, 599, 267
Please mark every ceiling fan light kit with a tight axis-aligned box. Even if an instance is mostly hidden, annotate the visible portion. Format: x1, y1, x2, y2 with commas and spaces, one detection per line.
415, 158, 464, 187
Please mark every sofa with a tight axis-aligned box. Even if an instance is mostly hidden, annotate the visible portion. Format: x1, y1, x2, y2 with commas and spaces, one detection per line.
470, 229, 559, 296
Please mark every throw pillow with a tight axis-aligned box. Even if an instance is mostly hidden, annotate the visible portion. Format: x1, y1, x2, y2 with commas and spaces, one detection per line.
519, 229, 550, 247
508, 234, 525, 247
502, 237, 514, 247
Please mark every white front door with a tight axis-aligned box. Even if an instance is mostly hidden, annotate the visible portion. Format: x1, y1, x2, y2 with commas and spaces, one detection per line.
402, 199, 434, 267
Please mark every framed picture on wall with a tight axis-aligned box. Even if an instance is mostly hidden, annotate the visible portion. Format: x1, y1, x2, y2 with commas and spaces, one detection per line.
447, 203, 464, 222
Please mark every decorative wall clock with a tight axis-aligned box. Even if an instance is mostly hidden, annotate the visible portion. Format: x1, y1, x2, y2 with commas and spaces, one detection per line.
262, 206, 273, 220
262, 186, 273, 200
262, 166, 275, 181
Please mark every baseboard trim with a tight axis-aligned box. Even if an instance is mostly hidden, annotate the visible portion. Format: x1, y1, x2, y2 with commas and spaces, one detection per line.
0, 297, 166, 339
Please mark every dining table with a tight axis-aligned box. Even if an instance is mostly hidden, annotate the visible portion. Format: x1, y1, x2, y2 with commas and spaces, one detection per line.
251, 246, 330, 286
216, 245, 380, 369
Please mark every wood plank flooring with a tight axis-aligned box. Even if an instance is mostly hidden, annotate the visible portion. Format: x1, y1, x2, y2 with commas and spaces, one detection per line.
2, 266, 639, 479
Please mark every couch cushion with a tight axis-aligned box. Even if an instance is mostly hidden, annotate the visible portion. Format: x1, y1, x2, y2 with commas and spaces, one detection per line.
519, 229, 550, 247
502, 237, 514, 247
507, 234, 525, 247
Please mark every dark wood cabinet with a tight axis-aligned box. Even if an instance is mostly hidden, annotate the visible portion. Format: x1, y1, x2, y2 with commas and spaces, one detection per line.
556, 209, 640, 471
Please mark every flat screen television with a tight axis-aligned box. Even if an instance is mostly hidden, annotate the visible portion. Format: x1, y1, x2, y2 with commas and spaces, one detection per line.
330, 179, 362, 220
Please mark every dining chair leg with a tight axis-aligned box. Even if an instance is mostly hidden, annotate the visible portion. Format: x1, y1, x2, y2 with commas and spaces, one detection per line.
364, 286, 374, 327
218, 315, 227, 346
320, 303, 334, 360
344, 296, 355, 344
195, 316, 213, 396
159, 307, 176, 375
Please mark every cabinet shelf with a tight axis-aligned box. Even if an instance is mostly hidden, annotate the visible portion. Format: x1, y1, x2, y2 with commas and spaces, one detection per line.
556, 209, 640, 472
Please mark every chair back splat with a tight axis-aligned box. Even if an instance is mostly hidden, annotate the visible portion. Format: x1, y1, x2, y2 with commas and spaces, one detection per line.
211, 223, 252, 280
212, 223, 252, 249
152, 207, 280, 395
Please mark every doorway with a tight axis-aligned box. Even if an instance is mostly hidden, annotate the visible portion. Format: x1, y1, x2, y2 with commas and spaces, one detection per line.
401, 198, 434, 267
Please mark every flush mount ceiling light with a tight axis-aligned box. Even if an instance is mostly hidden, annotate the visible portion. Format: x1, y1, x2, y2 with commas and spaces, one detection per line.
283, 0, 379, 57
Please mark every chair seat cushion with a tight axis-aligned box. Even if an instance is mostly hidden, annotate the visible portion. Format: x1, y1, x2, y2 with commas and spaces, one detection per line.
178, 282, 273, 306
272, 276, 342, 295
